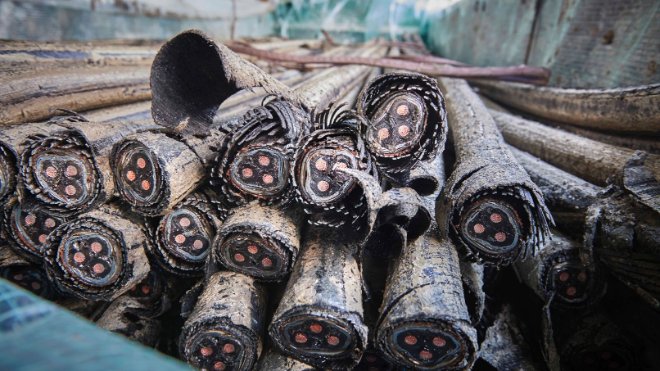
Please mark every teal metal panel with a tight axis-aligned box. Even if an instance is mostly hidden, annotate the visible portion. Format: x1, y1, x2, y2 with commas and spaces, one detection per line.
0, 0, 275, 41
0, 279, 191, 371
527, 0, 660, 88
422, 0, 539, 66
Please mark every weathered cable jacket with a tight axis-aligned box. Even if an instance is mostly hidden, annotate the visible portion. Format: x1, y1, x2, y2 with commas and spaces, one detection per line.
514, 231, 606, 310
0, 122, 66, 205
209, 47, 379, 209
209, 99, 309, 208
180, 272, 265, 371
508, 146, 601, 213
111, 125, 227, 216
294, 45, 383, 111
491, 109, 660, 187
96, 294, 162, 347
292, 117, 378, 229
376, 230, 477, 370
477, 305, 544, 370
404, 151, 445, 197
42, 206, 150, 301
2, 199, 67, 263
511, 148, 660, 309
551, 124, 660, 155
0, 40, 159, 76
584, 192, 660, 310
257, 349, 316, 371
150, 30, 294, 136
357, 72, 447, 183
458, 261, 485, 326
149, 191, 222, 277
212, 201, 303, 282
1, 66, 151, 125
225, 42, 551, 84
436, 78, 552, 265
19, 118, 159, 216
269, 228, 367, 369
474, 80, 660, 134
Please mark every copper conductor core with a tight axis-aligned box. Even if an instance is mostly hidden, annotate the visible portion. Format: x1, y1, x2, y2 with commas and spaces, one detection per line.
64, 185, 76, 196
261, 257, 273, 268
92, 263, 105, 274
222, 344, 235, 354
315, 158, 328, 171
44, 218, 56, 228
179, 217, 191, 227
473, 223, 485, 234
494, 232, 506, 242
262, 174, 274, 184
91, 242, 102, 253
327, 335, 340, 346
200, 346, 213, 357
310, 323, 323, 334
559, 272, 570, 282
193, 239, 204, 250
247, 245, 258, 254
65, 165, 78, 177
38, 234, 47, 244
490, 213, 503, 223
73, 252, 86, 263
45, 166, 58, 178
234, 253, 245, 263
213, 361, 225, 371
295, 333, 308, 344
378, 128, 390, 140
174, 234, 186, 244
136, 158, 146, 169
317, 180, 330, 192
404, 335, 418, 345
577, 271, 587, 282
126, 170, 136, 181
397, 125, 411, 137
24, 214, 36, 226
396, 104, 410, 116
334, 162, 348, 170
566, 286, 577, 296
141, 180, 151, 191
419, 350, 433, 360
433, 337, 446, 347
367, 355, 378, 363
258, 155, 271, 166
141, 285, 150, 295
241, 167, 253, 178
31, 282, 41, 290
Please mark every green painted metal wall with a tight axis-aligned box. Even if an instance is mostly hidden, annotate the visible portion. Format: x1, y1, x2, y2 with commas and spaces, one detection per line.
421, 0, 660, 88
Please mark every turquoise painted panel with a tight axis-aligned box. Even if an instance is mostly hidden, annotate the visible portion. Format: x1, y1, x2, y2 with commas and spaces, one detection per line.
0, 0, 275, 41
0, 279, 191, 371
527, 0, 659, 88
422, 0, 539, 66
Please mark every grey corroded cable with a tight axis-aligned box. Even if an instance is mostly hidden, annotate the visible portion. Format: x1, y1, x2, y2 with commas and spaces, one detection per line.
436, 78, 552, 265
42, 205, 151, 301
269, 228, 367, 369
211, 201, 303, 282
179, 271, 265, 371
